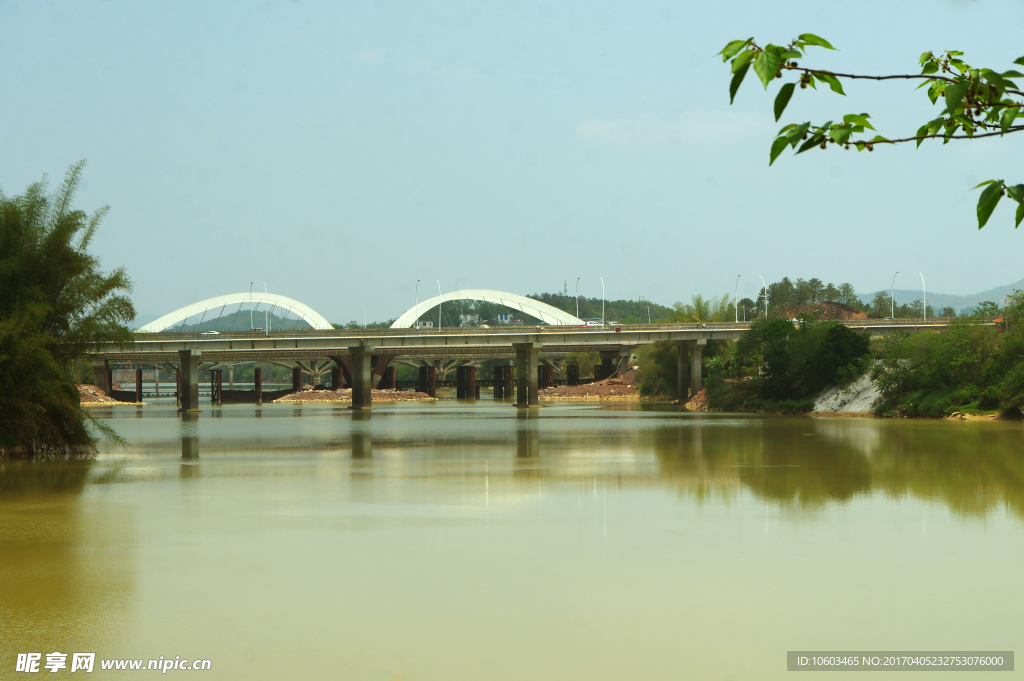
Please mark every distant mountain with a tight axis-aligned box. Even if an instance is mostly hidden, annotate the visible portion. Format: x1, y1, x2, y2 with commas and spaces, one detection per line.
858, 277, 1024, 314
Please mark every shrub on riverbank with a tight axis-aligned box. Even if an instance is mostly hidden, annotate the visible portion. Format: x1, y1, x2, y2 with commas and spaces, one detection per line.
0, 162, 134, 458
704, 318, 871, 412
873, 299, 1024, 418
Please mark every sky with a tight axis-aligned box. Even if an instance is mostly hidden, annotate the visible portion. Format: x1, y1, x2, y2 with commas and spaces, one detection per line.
2, 0, 1023, 325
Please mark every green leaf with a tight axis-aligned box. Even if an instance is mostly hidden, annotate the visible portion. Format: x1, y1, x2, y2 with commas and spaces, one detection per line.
769, 136, 790, 165
1017, 203, 1024, 229
919, 51, 934, 66
921, 62, 939, 75
944, 81, 969, 112
731, 49, 754, 73
1001, 107, 1017, 135
871, 135, 889, 143
798, 34, 836, 50
1014, 56, 1024, 67
774, 83, 796, 121
842, 113, 875, 130
795, 133, 824, 155
976, 180, 1004, 229
1004, 70, 1024, 78
814, 73, 845, 95
915, 124, 929, 148
785, 122, 811, 148
753, 46, 782, 88
729, 63, 749, 104
719, 39, 751, 61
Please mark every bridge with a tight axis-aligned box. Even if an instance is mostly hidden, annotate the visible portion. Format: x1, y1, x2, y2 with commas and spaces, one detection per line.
87, 288, 958, 413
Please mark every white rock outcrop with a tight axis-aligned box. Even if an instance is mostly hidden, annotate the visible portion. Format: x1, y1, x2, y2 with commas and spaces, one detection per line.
813, 373, 882, 414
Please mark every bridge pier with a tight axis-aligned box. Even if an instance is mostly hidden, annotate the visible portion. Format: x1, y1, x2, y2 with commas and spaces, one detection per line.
349, 346, 373, 409
254, 367, 262, 405
514, 343, 540, 407
691, 339, 705, 397
456, 365, 477, 399
178, 349, 201, 412
135, 368, 143, 404
675, 342, 690, 401
91, 359, 109, 395
597, 352, 617, 381
292, 367, 302, 392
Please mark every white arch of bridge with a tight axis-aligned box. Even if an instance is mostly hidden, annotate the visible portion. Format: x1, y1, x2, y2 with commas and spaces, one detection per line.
138, 292, 333, 332
390, 289, 584, 328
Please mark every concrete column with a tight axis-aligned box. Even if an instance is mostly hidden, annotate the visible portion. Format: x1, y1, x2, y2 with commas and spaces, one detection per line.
418, 366, 429, 393
175, 370, 181, 407
350, 346, 373, 409
228, 365, 234, 391
567, 364, 579, 386
456, 366, 465, 398
135, 368, 143, 403
598, 352, 617, 381
386, 366, 396, 389
691, 340, 705, 396
493, 366, 503, 398
466, 365, 476, 400
427, 366, 437, 397
292, 367, 302, 391
504, 365, 515, 397
514, 343, 540, 407
433, 359, 443, 383
676, 342, 691, 401
178, 349, 201, 412
254, 367, 262, 405
331, 367, 341, 390
616, 348, 633, 377
154, 367, 160, 396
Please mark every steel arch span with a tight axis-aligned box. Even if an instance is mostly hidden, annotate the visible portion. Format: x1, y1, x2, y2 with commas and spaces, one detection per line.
390, 289, 584, 328
138, 293, 333, 332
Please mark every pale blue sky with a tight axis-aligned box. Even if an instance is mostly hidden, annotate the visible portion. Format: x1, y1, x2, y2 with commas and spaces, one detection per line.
2, 0, 1022, 324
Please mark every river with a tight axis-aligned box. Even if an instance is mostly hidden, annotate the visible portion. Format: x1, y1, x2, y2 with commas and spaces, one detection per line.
2, 399, 1022, 679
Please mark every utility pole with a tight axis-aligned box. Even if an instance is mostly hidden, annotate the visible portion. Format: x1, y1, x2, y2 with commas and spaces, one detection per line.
735, 275, 740, 323
920, 273, 926, 322
758, 275, 768, 318
891, 271, 898, 319
600, 277, 605, 326
575, 278, 580, 320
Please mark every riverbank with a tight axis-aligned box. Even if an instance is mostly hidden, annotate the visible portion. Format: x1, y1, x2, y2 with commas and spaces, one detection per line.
273, 388, 435, 403
76, 384, 141, 407
539, 370, 643, 401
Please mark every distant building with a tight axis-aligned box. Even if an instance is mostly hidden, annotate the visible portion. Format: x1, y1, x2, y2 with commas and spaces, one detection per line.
413, 321, 434, 329
459, 314, 480, 327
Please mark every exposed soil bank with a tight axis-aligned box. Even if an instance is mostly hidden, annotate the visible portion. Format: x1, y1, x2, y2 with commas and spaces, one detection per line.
539, 369, 642, 401
76, 384, 140, 406
273, 388, 435, 403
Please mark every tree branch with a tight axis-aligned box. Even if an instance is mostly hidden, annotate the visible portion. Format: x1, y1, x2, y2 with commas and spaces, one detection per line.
846, 125, 1024, 145
782, 65, 1024, 98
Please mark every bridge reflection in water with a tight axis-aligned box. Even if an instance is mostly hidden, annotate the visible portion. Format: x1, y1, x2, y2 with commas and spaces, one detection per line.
96, 403, 1024, 522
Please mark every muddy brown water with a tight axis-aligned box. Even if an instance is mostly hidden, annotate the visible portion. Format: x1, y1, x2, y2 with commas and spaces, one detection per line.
2, 399, 1022, 679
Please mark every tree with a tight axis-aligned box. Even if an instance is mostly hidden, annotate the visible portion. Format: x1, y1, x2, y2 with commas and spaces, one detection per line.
0, 161, 134, 457
719, 35, 1024, 228
837, 282, 858, 307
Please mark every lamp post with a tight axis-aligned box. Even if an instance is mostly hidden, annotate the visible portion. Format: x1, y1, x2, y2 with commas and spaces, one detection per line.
735, 274, 740, 323
575, 277, 580, 320
249, 282, 253, 330
758, 275, 768, 318
264, 283, 269, 333
600, 277, 605, 326
414, 279, 420, 329
437, 280, 441, 330
919, 273, 926, 322
891, 271, 898, 319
